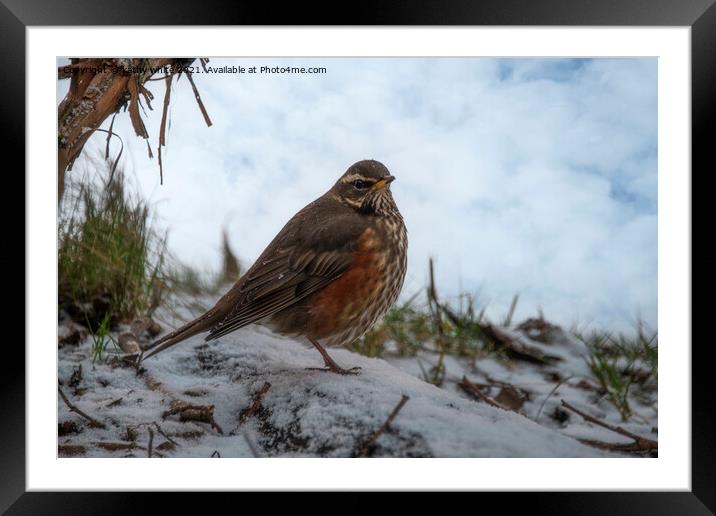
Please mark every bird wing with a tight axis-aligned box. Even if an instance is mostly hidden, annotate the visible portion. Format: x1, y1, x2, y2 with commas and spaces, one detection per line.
205, 200, 366, 340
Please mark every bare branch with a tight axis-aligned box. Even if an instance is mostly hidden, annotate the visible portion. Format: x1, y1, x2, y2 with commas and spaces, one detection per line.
58, 386, 106, 429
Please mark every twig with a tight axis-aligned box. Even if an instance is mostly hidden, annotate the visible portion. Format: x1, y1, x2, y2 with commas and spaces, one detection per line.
94, 441, 142, 451
162, 400, 224, 434
91, 127, 124, 183
426, 258, 444, 338
459, 376, 505, 410
127, 76, 150, 139
184, 70, 213, 127
58, 386, 106, 429
478, 324, 555, 365
416, 358, 431, 383
535, 375, 573, 421
560, 400, 657, 451
157, 74, 172, 185
165, 429, 205, 440
138, 83, 154, 110
426, 259, 447, 386
238, 382, 271, 425
147, 427, 154, 458
356, 395, 410, 457
58, 444, 86, 456
576, 439, 654, 453
153, 422, 179, 447
211, 450, 221, 458
104, 111, 117, 159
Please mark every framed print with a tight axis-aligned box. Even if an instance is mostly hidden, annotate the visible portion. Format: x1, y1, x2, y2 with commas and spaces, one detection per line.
8, 0, 712, 512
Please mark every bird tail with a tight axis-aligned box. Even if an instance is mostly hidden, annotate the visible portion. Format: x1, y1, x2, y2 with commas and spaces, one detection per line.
141, 273, 247, 361
141, 297, 235, 360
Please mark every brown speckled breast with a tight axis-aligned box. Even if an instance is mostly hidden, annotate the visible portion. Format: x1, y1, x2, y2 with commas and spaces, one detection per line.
307, 215, 407, 346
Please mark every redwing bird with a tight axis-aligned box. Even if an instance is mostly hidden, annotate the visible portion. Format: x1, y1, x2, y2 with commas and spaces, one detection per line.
142, 160, 408, 374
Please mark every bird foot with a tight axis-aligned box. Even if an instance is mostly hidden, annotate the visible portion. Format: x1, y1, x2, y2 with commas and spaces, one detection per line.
305, 365, 362, 375
306, 338, 362, 375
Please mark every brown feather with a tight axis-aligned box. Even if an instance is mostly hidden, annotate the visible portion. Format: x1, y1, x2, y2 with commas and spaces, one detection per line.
206, 211, 362, 340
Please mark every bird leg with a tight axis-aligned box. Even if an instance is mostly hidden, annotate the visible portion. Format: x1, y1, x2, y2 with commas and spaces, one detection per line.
306, 338, 361, 375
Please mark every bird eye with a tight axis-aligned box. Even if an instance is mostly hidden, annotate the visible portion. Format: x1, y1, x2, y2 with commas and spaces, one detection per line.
352, 180, 370, 189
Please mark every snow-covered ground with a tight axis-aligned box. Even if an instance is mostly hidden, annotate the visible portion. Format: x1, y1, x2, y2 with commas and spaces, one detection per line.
57, 296, 657, 458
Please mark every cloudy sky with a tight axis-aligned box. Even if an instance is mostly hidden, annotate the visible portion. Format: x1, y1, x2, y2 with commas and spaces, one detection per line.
58, 57, 658, 333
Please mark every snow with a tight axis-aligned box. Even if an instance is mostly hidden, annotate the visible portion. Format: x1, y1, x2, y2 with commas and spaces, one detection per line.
58, 298, 656, 458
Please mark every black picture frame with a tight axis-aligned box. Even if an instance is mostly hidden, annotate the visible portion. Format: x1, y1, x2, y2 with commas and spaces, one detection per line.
7, 0, 710, 513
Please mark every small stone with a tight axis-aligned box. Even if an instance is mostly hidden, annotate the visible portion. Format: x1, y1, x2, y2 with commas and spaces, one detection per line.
118, 332, 141, 354
495, 386, 527, 411
147, 319, 162, 337
58, 421, 80, 436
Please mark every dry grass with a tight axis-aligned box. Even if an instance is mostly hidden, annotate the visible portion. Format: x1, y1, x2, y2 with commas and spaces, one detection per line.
352, 260, 658, 419
58, 156, 245, 341
58, 158, 169, 329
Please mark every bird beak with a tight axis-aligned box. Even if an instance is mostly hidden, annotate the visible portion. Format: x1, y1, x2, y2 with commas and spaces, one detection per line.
373, 175, 396, 189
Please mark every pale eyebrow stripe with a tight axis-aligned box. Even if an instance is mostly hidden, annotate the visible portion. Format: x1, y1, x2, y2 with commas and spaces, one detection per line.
341, 173, 375, 184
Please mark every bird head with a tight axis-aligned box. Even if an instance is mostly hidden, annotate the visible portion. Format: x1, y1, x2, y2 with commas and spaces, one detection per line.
331, 160, 398, 216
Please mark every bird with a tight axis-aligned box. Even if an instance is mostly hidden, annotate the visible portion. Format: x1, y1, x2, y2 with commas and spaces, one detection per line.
142, 159, 408, 375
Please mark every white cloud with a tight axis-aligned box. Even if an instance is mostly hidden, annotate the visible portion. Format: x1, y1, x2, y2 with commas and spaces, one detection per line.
60, 57, 657, 333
